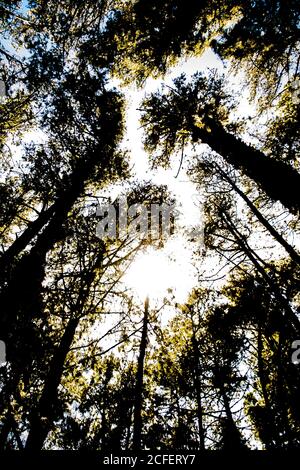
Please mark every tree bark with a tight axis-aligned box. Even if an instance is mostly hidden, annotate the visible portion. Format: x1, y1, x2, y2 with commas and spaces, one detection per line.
0, 204, 56, 276
220, 210, 300, 336
24, 250, 104, 450
0, 148, 101, 336
214, 366, 246, 450
215, 163, 300, 265
191, 332, 205, 450
132, 296, 149, 451
25, 317, 80, 450
192, 117, 300, 214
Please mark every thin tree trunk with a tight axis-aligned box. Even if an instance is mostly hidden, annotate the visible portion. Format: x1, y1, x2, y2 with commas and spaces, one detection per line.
132, 296, 149, 451
214, 163, 300, 265
220, 210, 300, 336
191, 332, 205, 450
257, 326, 277, 450
25, 251, 104, 450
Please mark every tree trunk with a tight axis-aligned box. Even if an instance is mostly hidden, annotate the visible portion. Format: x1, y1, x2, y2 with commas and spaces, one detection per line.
214, 367, 247, 450
0, 148, 100, 336
132, 296, 149, 451
192, 117, 300, 214
220, 210, 300, 336
25, 250, 104, 450
256, 326, 278, 449
0, 204, 56, 276
215, 163, 300, 265
191, 332, 205, 450
25, 317, 80, 450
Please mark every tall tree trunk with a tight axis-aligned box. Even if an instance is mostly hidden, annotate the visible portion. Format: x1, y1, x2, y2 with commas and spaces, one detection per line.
214, 367, 247, 450
220, 210, 300, 336
24, 250, 104, 450
25, 317, 80, 450
214, 163, 300, 265
191, 332, 205, 450
132, 296, 149, 451
256, 326, 278, 450
0, 204, 56, 276
0, 148, 95, 280
0, 147, 102, 337
192, 117, 300, 214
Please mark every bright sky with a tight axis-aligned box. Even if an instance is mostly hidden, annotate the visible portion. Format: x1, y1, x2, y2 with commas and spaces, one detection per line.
121, 47, 297, 307
122, 49, 226, 305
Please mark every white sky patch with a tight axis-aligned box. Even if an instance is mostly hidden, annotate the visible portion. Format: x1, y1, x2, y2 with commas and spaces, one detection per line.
119, 50, 224, 304
123, 243, 196, 305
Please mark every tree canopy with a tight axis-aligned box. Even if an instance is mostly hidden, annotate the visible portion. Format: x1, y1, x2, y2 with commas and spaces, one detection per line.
0, 0, 299, 452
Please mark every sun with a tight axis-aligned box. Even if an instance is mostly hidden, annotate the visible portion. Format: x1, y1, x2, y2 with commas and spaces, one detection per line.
124, 248, 177, 301
123, 242, 196, 304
